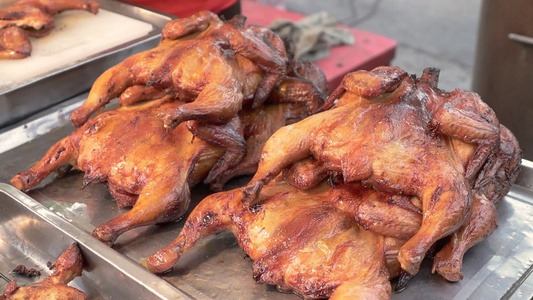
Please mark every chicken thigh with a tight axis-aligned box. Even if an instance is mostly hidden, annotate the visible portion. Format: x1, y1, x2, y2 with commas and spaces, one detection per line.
0, 26, 31, 59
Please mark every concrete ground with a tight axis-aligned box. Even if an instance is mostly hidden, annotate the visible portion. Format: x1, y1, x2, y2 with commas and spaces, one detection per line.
282, 0, 482, 91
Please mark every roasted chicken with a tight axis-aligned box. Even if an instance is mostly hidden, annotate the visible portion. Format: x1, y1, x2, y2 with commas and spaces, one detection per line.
146, 178, 422, 299
432, 124, 521, 281
0, 26, 31, 59
69, 11, 324, 130
0, 0, 100, 58
11, 86, 319, 245
1, 243, 85, 300
145, 71, 520, 298
242, 66, 507, 276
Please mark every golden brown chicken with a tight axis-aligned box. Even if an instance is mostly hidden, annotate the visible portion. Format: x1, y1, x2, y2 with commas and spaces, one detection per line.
431, 124, 521, 281
69, 11, 324, 129
145, 87, 520, 299
1, 243, 85, 300
241, 66, 506, 276
145, 178, 422, 300
10, 90, 317, 245
0, 26, 31, 59
0, 0, 100, 37
0, 0, 100, 59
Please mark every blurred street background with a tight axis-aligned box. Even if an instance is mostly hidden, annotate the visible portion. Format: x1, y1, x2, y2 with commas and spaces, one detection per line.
283, 0, 482, 91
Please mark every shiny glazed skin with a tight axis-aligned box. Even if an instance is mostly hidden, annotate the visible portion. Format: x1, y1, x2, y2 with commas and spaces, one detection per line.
68, 10, 310, 129
10, 96, 313, 246
242, 66, 504, 276
146, 179, 423, 299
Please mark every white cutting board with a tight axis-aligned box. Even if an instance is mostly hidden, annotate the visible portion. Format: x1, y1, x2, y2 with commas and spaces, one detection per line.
0, 8, 154, 91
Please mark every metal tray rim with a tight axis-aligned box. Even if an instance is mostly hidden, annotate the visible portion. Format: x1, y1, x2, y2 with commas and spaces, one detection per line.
0, 182, 191, 300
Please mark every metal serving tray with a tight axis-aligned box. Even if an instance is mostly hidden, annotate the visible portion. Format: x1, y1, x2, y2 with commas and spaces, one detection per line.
0, 183, 189, 299
0, 98, 532, 299
0, 0, 172, 129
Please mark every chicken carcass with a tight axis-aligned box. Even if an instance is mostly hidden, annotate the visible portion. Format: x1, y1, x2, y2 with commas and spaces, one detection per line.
241, 66, 505, 276
1, 243, 85, 300
69, 11, 324, 129
146, 178, 423, 299
10, 93, 315, 245
0, 0, 100, 59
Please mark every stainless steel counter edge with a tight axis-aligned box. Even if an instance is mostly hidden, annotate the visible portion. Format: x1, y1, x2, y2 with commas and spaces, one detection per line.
0, 182, 192, 300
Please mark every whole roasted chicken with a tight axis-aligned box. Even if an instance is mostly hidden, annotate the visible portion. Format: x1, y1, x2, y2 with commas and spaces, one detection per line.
1, 243, 85, 300
241, 66, 510, 276
10, 88, 318, 245
69, 11, 324, 130
0, 0, 100, 59
146, 178, 422, 299
145, 74, 520, 299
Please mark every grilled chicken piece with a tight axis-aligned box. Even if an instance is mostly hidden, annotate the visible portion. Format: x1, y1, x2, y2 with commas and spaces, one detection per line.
146, 179, 422, 299
242, 66, 504, 276
0, 27, 31, 59
1, 243, 85, 300
0, 0, 100, 37
69, 11, 325, 130
11, 96, 312, 245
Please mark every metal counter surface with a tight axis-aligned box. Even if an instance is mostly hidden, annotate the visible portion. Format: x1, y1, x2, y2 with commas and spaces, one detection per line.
0, 99, 531, 299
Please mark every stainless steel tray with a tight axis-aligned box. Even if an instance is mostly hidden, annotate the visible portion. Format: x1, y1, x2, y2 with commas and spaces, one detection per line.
0, 183, 189, 299
0, 0, 172, 129
0, 98, 532, 299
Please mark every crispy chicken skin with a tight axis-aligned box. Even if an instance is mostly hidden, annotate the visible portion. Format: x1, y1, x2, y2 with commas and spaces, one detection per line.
146, 178, 422, 299
0, 26, 31, 59
432, 125, 522, 281
145, 68, 520, 298
1, 243, 85, 300
69, 11, 325, 129
10, 95, 314, 245
242, 66, 505, 276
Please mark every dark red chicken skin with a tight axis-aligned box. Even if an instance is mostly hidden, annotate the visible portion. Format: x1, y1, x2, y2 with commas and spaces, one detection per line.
242, 66, 502, 276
